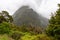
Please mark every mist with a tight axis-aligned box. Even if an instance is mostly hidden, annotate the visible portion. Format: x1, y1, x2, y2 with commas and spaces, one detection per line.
0, 0, 60, 18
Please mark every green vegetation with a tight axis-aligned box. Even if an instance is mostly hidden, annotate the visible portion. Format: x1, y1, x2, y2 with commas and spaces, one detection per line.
0, 11, 13, 23
0, 34, 14, 40
0, 22, 11, 34
0, 4, 60, 40
46, 4, 60, 40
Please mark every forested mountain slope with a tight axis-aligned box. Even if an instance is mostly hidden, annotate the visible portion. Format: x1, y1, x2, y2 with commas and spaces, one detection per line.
13, 6, 48, 29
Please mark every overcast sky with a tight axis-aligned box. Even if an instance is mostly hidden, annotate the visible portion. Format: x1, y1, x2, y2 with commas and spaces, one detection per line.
0, 0, 60, 18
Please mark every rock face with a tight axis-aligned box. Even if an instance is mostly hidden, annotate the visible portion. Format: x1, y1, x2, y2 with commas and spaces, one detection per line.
13, 6, 48, 29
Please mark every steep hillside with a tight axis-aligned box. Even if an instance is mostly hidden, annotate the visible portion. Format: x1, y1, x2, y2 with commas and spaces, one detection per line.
13, 6, 48, 29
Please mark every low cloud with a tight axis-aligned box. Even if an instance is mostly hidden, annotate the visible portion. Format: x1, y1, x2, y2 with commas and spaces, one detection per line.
0, 0, 60, 18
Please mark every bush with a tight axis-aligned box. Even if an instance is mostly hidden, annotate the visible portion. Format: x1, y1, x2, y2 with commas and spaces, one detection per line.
0, 34, 14, 40
21, 34, 53, 40
0, 22, 11, 34
10, 32, 23, 40
36, 34, 53, 40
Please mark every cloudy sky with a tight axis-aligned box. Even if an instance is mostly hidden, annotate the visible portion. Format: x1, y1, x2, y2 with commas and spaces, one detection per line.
0, 0, 60, 18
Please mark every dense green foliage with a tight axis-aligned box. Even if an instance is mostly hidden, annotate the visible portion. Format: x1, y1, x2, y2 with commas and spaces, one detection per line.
0, 4, 60, 40
0, 34, 14, 40
0, 21, 53, 40
0, 22, 11, 34
46, 4, 60, 40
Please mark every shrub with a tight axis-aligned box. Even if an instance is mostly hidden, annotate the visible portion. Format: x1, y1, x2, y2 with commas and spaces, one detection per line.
0, 34, 14, 40
10, 32, 23, 40
0, 22, 11, 34
21, 34, 53, 40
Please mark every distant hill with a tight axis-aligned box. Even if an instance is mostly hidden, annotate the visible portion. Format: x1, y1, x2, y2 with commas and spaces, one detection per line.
13, 6, 48, 29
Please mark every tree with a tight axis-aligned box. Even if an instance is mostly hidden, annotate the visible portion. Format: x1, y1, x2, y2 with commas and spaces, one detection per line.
0, 11, 13, 23
46, 4, 60, 40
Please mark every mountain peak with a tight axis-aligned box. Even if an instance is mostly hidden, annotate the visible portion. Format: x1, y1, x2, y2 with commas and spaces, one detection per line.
13, 6, 48, 29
